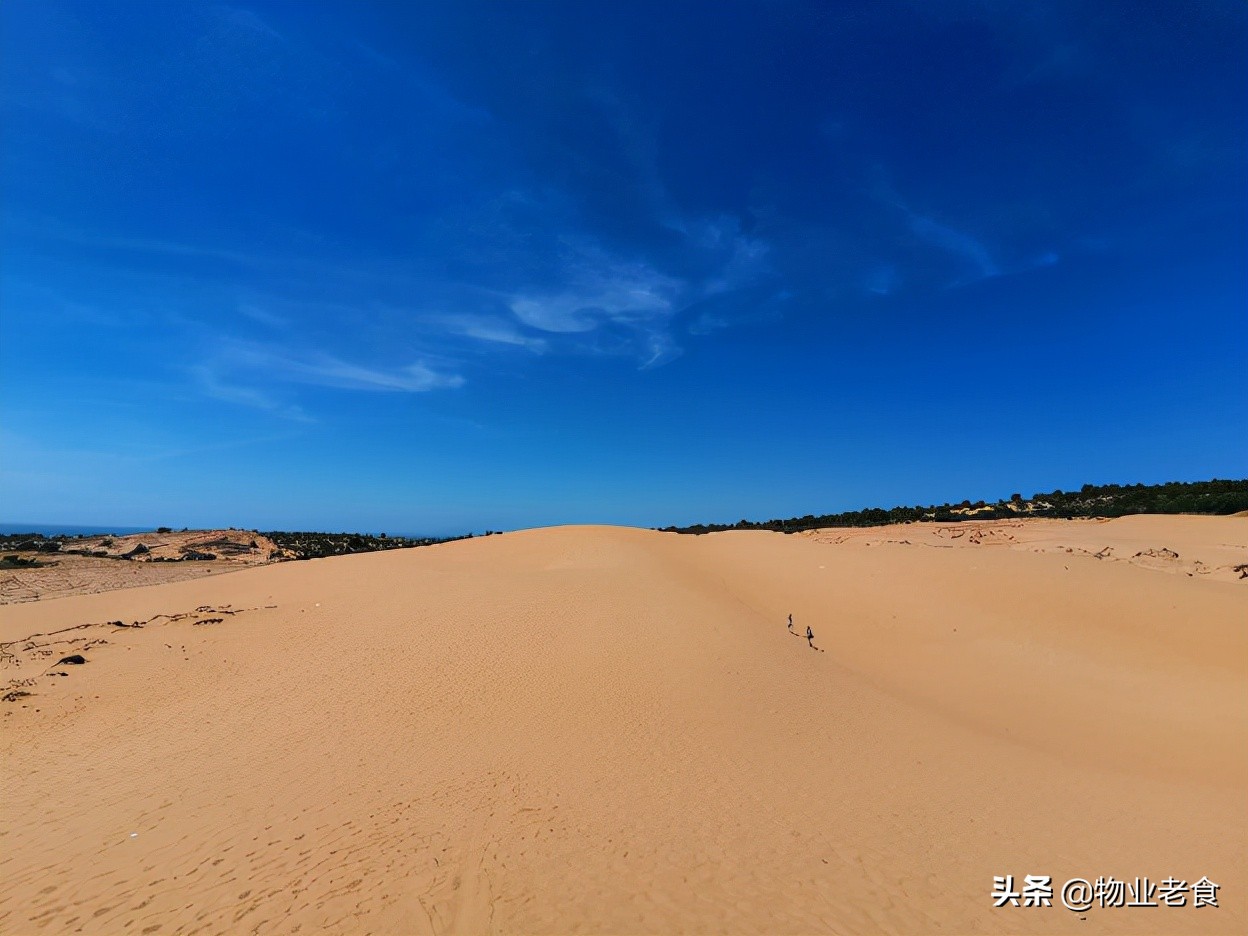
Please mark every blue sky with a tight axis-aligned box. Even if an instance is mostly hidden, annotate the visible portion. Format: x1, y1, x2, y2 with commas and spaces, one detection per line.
3, 1, 1245, 535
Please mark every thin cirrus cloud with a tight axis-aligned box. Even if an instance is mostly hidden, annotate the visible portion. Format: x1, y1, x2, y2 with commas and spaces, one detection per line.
871, 179, 1057, 291
510, 264, 679, 335
503, 221, 773, 368
884, 198, 1060, 290
192, 365, 312, 423
907, 212, 1001, 283
426, 313, 549, 353
196, 341, 465, 421
235, 303, 289, 329
909, 212, 1062, 287
214, 5, 284, 43
227, 343, 464, 393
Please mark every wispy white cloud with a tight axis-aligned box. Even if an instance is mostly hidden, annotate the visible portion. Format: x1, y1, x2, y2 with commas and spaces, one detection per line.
427, 313, 548, 352
236, 302, 288, 328
874, 183, 1059, 290
214, 6, 284, 43
354, 40, 400, 71
1, 280, 132, 327
468, 83, 779, 367
504, 220, 772, 367
192, 365, 312, 422
864, 264, 899, 296
351, 40, 492, 125
13, 217, 265, 266
189, 338, 465, 420
911, 215, 1061, 287
907, 212, 1000, 282
684, 287, 790, 336
638, 331, 680, 369
510, 257, 679, 334
694, 219, 772, 295
98, 235, 258, 265
218, 341, 465, 393
505, 238, 686, 366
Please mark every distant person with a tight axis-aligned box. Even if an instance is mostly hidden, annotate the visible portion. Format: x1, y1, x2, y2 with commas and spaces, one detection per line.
806, 625, 814, 648
787, 613, 794, 632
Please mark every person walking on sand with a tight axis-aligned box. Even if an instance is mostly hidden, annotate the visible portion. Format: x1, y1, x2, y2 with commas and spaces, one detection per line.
806, 625, 815, 648
787, 613, 794, 632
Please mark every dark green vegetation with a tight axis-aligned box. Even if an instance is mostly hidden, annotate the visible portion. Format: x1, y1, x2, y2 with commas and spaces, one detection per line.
0, 530, 471, 562
0, 536, 69, 553
262, 531, 470, 560
661, 479, 1248, 535
2, 554, 42, 567
0, 534, 151, 559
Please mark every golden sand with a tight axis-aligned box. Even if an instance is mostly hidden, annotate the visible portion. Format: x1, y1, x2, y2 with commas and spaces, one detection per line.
2, 516, 1245, 934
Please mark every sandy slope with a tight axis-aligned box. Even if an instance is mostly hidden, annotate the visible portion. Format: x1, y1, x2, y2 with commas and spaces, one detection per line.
1, 517, 1245, 934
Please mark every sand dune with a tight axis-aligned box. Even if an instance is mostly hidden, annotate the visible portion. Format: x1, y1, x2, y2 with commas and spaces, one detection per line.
1, 517, 1245, 934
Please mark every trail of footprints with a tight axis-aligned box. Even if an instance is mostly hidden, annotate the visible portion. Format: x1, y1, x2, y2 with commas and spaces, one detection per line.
3, 770, 574, 935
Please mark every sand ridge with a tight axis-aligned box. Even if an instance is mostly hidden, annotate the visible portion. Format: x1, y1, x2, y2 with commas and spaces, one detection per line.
1, 516, 1245, 934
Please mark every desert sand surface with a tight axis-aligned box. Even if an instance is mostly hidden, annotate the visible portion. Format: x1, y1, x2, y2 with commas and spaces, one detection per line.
0, 530, 279, 605
803, 514, 1248, 582
1, 515, 1245, 934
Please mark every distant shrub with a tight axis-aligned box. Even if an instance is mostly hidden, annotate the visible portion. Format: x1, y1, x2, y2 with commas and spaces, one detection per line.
662, 479, 1248, 534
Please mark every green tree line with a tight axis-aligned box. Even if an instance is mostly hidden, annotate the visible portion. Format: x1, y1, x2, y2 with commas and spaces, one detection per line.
659, 479, 1248, 535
